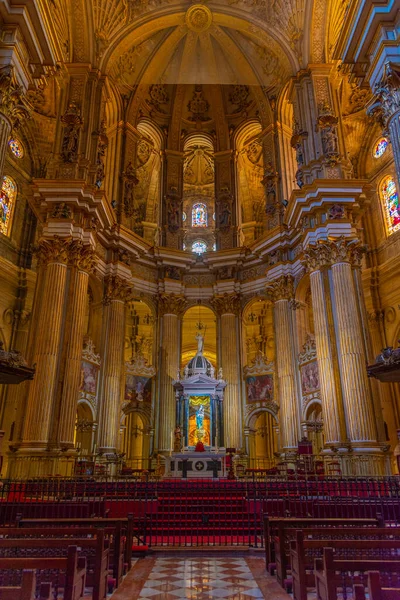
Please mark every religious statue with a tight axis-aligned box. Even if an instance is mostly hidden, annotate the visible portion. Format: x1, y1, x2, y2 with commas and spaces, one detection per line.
173, 426, 182, 452
195, 332, 204, 354
195, 405, 205, 430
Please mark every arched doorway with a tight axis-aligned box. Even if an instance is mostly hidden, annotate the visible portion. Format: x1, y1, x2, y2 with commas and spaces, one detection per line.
75, 402, 95, 456
121, 411, 150, 470
247, 409, 279, 469
304, 401, 324, 455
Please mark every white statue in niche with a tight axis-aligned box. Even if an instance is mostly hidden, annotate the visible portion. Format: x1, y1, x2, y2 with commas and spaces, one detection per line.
195, 332, 204, 354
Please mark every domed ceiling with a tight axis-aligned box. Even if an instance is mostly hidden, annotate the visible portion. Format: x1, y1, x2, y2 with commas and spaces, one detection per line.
105, 3, 297, 92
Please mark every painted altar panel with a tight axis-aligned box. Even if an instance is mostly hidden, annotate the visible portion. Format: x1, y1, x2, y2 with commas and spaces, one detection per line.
246, 374, 274, 403
188, 395, 211, 445
300, 361, 320, 395
80, 360, 98, 395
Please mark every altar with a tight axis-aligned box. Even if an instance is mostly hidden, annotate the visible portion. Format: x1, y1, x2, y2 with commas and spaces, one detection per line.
166, 451, 227, 479
168, 333, 228, 478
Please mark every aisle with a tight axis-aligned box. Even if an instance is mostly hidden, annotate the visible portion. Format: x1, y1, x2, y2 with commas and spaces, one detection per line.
111, 555, 292, 599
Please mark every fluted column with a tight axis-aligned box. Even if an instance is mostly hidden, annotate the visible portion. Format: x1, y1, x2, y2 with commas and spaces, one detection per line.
304, 238, 384, 474
211, 294, 242, 450
97, 276, 131, 453
158, 295, 187, 452
266, 276, 301, 451
0, 66, 30, 181
303, 262, 347, 446
21, 239, 71, 447
58, 244, 97, 448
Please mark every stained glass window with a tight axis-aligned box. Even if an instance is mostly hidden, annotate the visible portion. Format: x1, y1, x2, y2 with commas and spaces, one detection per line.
373, 138, 388, 158
192, 240, 207, 255
192, 203, 207, 227
381, 176, 400, 235
8, 138, 24, 159
0, 176, 17, 236
182, 211, 187, 222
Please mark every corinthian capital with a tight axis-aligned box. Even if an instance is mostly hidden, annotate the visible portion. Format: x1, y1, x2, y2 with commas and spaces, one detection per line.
158, 294, 188, 317
0, 66, 31, 129
68, 241, 97, 274
265, 275, 294, 302
210, 293, 241, 316
34, 236, 73, 266
103, 276, 133, 305
303, 237, 366, 272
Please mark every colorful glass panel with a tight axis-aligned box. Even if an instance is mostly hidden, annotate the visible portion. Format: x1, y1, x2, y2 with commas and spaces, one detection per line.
192, 240, 207, 254
182, 211, 187, 222
192, 203, 207, 227
0, 176, 17, 236
382, 176, 400, 235
8, 138, 24, 159
373, 138, 388, 158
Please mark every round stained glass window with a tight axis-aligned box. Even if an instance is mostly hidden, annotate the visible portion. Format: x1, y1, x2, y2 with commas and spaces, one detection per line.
373, 138, 388, 158
8, 139, 24, 159
192, 240, 207, 255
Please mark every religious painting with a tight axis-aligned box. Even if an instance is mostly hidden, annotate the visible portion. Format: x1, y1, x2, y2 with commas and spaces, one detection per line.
300, 361, 320, 395
246, 374, 274, 403
80, 360, 98, 395
125, 375, 152, 402
189, 396, 210, 446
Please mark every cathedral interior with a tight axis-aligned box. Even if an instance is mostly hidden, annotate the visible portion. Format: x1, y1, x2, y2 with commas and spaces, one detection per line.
0, 0, 399, 485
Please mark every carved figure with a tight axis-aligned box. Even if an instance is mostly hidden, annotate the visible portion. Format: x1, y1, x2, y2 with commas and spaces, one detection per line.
167, 196, 180, 232
195, 332, 204, 354
219, 202, 232, 229
196, 405, 205, 430
173, 426, 182, 452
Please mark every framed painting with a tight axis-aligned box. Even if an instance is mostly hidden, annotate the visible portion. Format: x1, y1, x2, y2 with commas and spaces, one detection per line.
300, 361, 320, 395
246, 374, 274, 403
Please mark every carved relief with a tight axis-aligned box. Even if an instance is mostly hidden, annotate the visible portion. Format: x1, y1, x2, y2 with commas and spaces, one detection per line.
122, 162, 139, 218
60, 102, 83, 163
103, 276, 133, 305
210, 293, 241, 316
95, 120, 109, 189
187, 86, 210, 122
158, 294, 188, 317
265, 275, 294, 302
0, 66, 31, 130
373, 62, 400, 125
303, 237, 366, 272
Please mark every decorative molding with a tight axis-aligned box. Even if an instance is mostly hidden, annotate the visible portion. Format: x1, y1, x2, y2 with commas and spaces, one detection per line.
0, 66, 31, 129
34, 236, 72, 266
60, 102, 83, 163
82, 336, 101, 366
243, 351, 274, 377
373, 62, 400, 125
103, 276, 133, 305
125, 353, 156, 378
298, 334, 317, 365
245, 401, 279, 419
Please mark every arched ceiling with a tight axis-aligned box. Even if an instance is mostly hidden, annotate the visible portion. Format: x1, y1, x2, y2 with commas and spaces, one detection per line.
102, 4, 297, 93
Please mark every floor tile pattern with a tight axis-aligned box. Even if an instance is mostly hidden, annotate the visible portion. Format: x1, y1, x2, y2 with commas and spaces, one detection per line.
137, 557, 267, 599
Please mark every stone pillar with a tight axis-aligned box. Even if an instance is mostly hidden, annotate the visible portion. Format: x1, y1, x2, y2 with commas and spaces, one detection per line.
21, 238, 71, 448
304, 238, 384, 474
373, 62, 400, 185
158, 295, 187, 453
58, 244, 97, 448
266, 276, 301, 451
0, 66, 30, 181
97, 276, 131, 453
211, 294, 242, 450
301, 256, 347, 447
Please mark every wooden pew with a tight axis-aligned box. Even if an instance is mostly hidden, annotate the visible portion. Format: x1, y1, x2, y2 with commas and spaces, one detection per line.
291, 530, 400, 600
270, 517, 385, 585
0, 569, 51, 600
18, 514, 135, 570
354, 571, 400, 600
0, 524, 125, 588
315, 548, 400, 600
0, 532, 107, 600
0, 545, 86, 600
264, 516, 382, 573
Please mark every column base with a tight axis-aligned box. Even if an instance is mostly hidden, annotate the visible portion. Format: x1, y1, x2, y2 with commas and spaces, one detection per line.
6, 448, 76, 479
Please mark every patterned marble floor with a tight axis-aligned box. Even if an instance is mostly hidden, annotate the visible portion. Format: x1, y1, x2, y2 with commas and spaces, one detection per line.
111, 556, 292, 600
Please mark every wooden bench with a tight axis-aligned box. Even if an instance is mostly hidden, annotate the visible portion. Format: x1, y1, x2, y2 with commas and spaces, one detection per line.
18, 514, 135, 570
0, 569, 51, 600
0, 545, 86, 600
0, 532, 107, 600
354, 571, 400, 600
291, 529, 400, 600
265, 516, 383, 580
315, 548, 400, 600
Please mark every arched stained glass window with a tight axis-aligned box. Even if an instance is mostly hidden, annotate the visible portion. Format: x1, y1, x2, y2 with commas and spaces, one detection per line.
0, 176, 17, 236
192, 240, 207, 255
381, 176, 400, 235
192, 203, 207, 227
373, 138, 388, 158
8, 138, 24, 159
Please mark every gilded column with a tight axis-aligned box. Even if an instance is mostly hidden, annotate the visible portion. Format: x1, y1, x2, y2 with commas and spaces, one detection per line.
21, 238, 71, 447
302, 250, 347, 446
211, 294, 242, 450
0, 66, 30, 181
97, 276, 131, 453
158, 295, 187, 453
58, 243, 97, 448
266, 276, 300, 451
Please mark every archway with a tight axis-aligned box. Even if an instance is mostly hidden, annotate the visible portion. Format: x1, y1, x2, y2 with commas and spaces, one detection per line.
121, 411, 150, 470
247, 409, 279, 469
75, 402, 95, 456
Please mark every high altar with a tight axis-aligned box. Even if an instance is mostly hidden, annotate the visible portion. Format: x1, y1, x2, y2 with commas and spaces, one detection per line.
166, 334, 227, 478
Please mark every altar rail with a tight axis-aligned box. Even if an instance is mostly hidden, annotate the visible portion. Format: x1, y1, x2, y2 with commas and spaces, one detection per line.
0, 477, 399, 547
